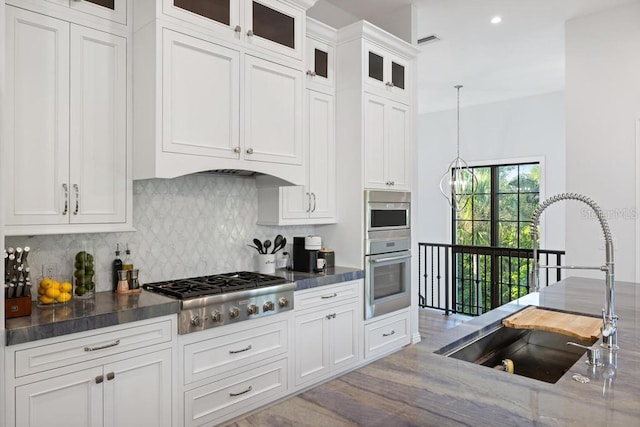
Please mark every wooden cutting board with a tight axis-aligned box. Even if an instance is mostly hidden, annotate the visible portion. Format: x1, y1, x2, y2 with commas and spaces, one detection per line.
502, 306, 602, 342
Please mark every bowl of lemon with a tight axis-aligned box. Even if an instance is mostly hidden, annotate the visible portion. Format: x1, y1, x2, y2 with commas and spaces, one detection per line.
37, 277, 74, 306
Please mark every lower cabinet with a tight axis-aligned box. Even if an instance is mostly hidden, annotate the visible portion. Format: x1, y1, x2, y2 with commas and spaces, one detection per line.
294, 280, 362, 387
5, 316, 176, 427
180, 313, 292, 427
15, 350, 172, 427
364, 307, 411, 360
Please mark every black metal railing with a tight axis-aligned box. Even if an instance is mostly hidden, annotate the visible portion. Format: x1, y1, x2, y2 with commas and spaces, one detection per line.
418, 243, 565, 316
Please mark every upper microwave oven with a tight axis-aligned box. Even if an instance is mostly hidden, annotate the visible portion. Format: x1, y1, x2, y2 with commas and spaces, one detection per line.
365, 190, 410, 233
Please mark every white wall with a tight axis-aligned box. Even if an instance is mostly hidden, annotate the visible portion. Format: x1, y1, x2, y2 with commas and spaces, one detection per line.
565, 2, 640, 282
417, 91, 566, 250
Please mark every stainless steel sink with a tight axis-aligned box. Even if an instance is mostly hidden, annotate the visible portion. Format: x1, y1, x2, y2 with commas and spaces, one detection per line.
435, 321, 597, 384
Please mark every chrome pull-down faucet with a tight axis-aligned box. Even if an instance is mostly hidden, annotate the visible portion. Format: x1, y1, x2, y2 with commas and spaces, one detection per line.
530, 193, 618, 351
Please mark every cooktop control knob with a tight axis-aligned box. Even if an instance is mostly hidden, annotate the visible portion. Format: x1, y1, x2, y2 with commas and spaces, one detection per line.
190, 315, 203, 326
210, 310, 221, 322
229, 307, 240, 318
247, 304, 259, 315
278, 297, 289, 308
263, 301, 275, 312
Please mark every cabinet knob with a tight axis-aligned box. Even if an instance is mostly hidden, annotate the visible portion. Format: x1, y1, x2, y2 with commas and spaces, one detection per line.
95, 375, 104, 384
386, 82, 394, 88
106, 372, 115, 381
247, 30, 254, 37
234, 25, 242, 33
246, 148, 254, 155
233, 146, 241, 154
391, 181, 395, 186
306, 70, 316, 77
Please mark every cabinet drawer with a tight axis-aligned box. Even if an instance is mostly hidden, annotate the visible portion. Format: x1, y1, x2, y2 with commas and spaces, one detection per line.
183, 319, 288, 384
184, 358, 287, 427
295, 280, 360, 311
364, 309, 410, 359
14, 319, 173, 378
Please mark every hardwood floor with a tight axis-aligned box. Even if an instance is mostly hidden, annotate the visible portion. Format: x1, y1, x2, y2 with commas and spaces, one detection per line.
224, 309, 470, 427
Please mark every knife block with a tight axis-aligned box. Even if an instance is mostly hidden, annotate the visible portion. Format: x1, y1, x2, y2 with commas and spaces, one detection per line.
5, 295, 32, 319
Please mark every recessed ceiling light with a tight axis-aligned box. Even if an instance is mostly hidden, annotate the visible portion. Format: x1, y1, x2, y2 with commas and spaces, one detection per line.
491, 16, 502, 24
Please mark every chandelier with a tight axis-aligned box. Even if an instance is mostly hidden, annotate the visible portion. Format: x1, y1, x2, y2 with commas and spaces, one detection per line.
439, 85, 477, 211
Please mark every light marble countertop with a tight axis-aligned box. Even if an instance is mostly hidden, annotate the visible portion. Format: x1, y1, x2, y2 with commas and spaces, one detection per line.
418, 276, 640, 425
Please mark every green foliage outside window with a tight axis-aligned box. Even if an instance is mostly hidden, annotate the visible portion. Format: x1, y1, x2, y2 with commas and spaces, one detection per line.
453, 163, 540, 315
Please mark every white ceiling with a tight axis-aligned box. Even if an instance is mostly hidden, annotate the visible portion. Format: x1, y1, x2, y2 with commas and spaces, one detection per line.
322, 0, 640, 114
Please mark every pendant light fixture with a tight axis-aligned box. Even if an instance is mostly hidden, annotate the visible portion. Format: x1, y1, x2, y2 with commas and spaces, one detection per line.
439, 85, 477, 211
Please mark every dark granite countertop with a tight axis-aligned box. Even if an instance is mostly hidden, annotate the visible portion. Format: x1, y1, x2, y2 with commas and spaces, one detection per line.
5, 290, 179, 346
419, 276, 640, 425
272, 266, 364, 291
4, 268, 362, 346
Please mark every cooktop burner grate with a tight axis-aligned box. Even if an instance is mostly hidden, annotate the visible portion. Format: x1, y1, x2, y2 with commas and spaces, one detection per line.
143, 271, 287, 300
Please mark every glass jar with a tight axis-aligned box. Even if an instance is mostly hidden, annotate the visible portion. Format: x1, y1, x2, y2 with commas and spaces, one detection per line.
36, 276, 74, 307
73, 242, 96, 299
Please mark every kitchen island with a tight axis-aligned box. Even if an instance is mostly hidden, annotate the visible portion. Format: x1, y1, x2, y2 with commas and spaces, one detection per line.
228, 277, 640, 426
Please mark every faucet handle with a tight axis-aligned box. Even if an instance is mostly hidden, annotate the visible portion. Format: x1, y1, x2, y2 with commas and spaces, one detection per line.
567, 342, 603, 366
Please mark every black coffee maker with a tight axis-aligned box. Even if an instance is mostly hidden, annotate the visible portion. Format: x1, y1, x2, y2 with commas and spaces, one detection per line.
292, 237, 319, 272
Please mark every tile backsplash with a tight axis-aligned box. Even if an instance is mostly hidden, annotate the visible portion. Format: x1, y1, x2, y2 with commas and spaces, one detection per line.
5, 174, 315, 293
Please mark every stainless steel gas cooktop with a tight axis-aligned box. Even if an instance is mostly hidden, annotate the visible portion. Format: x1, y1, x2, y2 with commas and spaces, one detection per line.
143, 271, 294, 334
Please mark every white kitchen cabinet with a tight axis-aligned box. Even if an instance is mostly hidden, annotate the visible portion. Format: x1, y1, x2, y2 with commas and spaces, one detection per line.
14, 350, 172, 427
363, 92, 411, 191
294, 281, 361, 388
158, 0, 304, 60
161, 28, 240, 159
364, 39, 409, 103
45, 0, 127, 24
364, 308, 410, 360
179, 312, 292, 427
5, 316, 176, 427
257, 89, 335, 224
305, 34, 334, 90
4, 6, 129, 235
133, 22, 305, 183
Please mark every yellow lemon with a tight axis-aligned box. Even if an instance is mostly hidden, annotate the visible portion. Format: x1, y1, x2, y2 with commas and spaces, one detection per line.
60, 282, 73, 293
38, 286, 47, 295
45, 288, 61, 299
40, 278, 53, 289
56, 292, 72, 303
39, 295, 55, 305
51, 281, 61, 290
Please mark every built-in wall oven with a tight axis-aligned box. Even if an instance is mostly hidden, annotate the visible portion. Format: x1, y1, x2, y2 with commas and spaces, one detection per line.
364, 190, 411, 319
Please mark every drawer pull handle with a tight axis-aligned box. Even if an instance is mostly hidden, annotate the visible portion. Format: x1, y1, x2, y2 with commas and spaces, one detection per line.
321, 293, 337, 299
229, 344, 252, 354
326, 313, 336, 320
229, 385, 252, 397
106, 372, 115, 381
85, 339, 121, 352
383, 330, 396, 337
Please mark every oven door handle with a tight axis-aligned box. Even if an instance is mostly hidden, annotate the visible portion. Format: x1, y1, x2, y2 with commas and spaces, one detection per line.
370, 254, 412, 264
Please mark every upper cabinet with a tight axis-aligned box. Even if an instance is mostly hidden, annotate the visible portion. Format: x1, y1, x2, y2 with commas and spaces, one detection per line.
3, 6, 130, 235
305, 19, 336, 91
133, 0, 314, 183
364, 40, 409, 102
141, 0, 308, 61
46, 0, 127, 24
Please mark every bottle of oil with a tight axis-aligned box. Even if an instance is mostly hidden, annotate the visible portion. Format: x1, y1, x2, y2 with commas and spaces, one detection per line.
122, 244, 133, 288
112, 243, 123, 292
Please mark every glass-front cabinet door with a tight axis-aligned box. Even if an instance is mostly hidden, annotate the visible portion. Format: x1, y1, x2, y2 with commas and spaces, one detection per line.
245, 0, 303, 60
46, 0, 127, 24
165, 0, 240, 37
364, 41, 409, 101
306, 37, 334, 89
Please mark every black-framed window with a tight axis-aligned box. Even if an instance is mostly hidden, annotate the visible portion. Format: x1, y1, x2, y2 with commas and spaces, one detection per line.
454, 162, 540, 249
